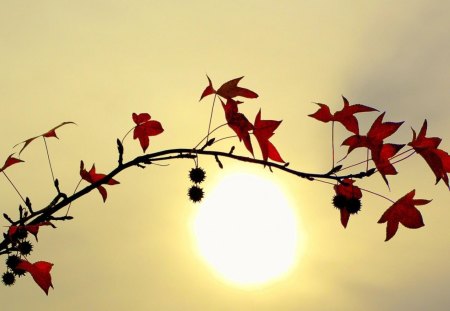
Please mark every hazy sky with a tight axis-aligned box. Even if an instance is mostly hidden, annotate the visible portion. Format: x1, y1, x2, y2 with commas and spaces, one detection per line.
1, 1, 449, 310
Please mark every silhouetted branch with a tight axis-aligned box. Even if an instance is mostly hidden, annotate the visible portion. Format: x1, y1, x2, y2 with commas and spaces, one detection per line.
0, 145, 380, 255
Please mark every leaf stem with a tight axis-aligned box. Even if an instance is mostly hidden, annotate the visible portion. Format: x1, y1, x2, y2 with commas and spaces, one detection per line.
65, 178, 82, 217
366, 148, 369, 172
211, 135, 238, 145
315, 177, 394, 203
205, 94, 217, 144
389, 148, 416, 160
331, 121, 335, 168
389, 149, 417, 166
121, 126, 135, 144
340, 148, 416, 172
43, 137, 55, 183
2, 171, 26, 204
357, 186, 395, 203
193, 123, 227, 149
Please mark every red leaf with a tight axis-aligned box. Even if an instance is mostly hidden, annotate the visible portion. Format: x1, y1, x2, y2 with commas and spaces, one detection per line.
80, 161, 119, 202
340, 209, 350, 228
8, 222, 52, 241
334, 178, 362, 200
14, 122, 76, 155
216, 77, 258, 99
373, 143, 405, 183
200, 76, 258, 101
253, 109, 284, 162
341, 135, 368, 154
334, 96, 378, 134
408, 120, 450, 188
221, 99, 254, 155
342, 113, 404, 185
308, 103, 333, 123
132, 113, 164, 152
132, 112, 151, 124
334, 179, 362, 228
16, 260, 54, 295
309, 96, 377, 134
199, 75, 215, 101
0, 154, 23, 172
367, 112, 403, 142
378, 190, 431, 241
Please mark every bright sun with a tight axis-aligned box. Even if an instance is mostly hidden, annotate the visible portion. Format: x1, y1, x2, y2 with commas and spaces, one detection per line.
192, 172, 302, 288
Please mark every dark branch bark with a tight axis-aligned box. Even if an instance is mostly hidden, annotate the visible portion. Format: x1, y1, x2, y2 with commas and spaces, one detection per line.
0, 147, 374, 254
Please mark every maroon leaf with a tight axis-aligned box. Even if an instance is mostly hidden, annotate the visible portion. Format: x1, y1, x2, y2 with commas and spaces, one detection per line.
378, 190, 431, 241
216, 77, 258, 99
80, 161, 119, 202
253, 109, 284, 162
200, 76, 258, 101
8, 222, 52, 241
132, 113, 164, 152
16, 260, 54, 295
14, 122, 76, 155
408, 120, 450, 188
342, 113, 404, 185
334, 179, 362, 228
199, 75, 215, 101
0, 154, 23, 172
221, 99, 254, 155
309, 96, 377, 134
308, 103, 333, 123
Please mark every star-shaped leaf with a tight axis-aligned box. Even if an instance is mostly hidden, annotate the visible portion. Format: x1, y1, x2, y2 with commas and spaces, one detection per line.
309, 96, 377, 134
199, 75, 215, 101
221, 99, 254, 155
253, 109, 284, 162
408, 120, 450, 188
200, 76, 258, 101
342, 112, 404, 185
132, 113, 164, 152
378, 190, 431, 241
80, 161, 119, 202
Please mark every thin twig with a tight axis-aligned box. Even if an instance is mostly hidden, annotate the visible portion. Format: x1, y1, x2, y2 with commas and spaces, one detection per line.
43, 137, 55, 183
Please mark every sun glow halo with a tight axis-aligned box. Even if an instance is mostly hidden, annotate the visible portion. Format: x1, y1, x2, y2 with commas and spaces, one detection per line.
192, 172, 302, 287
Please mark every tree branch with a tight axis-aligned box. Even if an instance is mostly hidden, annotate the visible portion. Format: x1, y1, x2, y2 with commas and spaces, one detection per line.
0, 147, 375, 254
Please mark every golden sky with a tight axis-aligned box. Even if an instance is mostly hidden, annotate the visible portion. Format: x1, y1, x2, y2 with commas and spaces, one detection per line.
1, 1, 449, 310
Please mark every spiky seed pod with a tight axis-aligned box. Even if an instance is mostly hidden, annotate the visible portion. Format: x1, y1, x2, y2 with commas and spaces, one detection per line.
189, 167, 206, 184
332, 195, 347, 210
5, 255, 21, 270
346, 198, 362, 214
6, 255, 26, 277
12, 267, 26, 277
18, 241, 33, 256
2, 272, 15, 286
188, 185, 204, 203
14, 227, 28, 240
